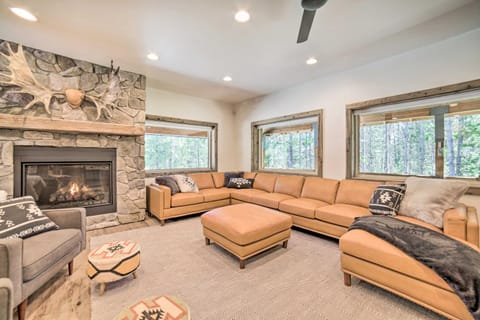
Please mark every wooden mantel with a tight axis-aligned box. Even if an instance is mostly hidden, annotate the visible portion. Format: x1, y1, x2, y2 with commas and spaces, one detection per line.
0, 114, 145, 136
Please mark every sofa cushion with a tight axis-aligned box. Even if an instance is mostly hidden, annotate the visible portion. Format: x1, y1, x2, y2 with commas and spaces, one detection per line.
154, 176, 180, 195
223, 171, 243, 187
398, 177, 469, 228
199, 188, 231, 202
243, 172, 257, 179
274, 175, 304, 198
369, 184, 406, 216
253, 173, 277, 193
22, 229, 81, 281
249, 193, 294, 209
171, 175, 199, 193
226, 178, 254, 189
301, 177, 339, 204
230, 189, 267, 202
187, 173, 215, 190
171, 193, 204, 207
315, 204, 371, 227
279, 198, 329, 219
0, 196, 59, 240
335, 180, 382, 208
211, 172, 225, 188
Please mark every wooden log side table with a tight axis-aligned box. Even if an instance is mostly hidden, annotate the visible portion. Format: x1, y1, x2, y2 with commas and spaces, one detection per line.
87, 240, 141, 295
115, 295, 190, 320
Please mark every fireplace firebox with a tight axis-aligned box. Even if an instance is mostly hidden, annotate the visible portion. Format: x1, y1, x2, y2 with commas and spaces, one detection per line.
14, 146, 116, 216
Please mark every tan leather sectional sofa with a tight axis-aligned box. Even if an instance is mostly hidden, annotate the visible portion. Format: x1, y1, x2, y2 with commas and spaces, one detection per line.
146, 171, 478, 244
147, 171, 479, 319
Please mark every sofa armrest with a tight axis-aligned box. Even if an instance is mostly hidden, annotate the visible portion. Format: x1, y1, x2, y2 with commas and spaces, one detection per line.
0, 238, 23, 307
466, 206, 479, 247
443, 204, 467, 240
43, 208, 87, 250
147, 184, 170, 220
443, 204, 479, 247
0, 277, 13, 320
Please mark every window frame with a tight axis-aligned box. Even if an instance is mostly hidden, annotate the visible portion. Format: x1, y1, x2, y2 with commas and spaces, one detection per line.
145, 115, 218, 175
251, 109, 323, 176
346, 79, 480, 195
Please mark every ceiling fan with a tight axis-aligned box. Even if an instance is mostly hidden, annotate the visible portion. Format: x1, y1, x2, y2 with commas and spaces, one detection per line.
297, 0, 328, 43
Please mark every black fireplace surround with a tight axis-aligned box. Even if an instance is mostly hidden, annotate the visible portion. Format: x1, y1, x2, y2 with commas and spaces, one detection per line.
14, 146, 117, 216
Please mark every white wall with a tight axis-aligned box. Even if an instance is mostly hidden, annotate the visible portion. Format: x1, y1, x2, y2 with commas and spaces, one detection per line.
233, 29, 480, 211
146, 88, 237, 171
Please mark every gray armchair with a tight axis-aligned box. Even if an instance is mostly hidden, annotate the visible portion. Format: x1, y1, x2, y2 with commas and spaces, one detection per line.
0, 278, 13, 320
0, 207, 86, 320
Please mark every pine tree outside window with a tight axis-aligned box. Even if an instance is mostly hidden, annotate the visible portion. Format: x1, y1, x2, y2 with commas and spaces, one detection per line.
145, 116, 217, 173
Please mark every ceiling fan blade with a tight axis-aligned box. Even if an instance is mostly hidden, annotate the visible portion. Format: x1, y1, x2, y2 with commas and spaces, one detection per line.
297, 10, 316, 43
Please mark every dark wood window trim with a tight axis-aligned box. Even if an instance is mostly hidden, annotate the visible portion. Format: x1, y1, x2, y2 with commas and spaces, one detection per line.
145, 115, 218, 176
346, 79, 480, 195
251, 109, 323, 176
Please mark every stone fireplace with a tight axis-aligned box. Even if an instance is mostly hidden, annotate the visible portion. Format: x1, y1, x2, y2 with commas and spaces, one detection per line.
0, 39, 146, 229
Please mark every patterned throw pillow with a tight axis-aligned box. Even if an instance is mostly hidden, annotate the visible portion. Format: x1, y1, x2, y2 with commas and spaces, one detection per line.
226, 178, 254, 189
0, 196, 59, 239
155, 176, 181, 195
369, 184, 407, 216
171, 175, 199, 193
223, 171, 244, 187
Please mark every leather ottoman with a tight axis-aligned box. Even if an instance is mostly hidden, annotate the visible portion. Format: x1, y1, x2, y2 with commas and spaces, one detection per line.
201, 203, 292, 268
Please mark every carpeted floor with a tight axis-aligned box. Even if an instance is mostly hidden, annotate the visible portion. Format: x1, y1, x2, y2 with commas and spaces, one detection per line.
90, 216, 444, 320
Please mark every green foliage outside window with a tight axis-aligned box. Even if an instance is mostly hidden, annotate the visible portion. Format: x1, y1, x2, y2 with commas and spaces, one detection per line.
444, 113, 480, 178
262, 131, 315, 170
359, 112, 480, 178
145, 134, 209, 170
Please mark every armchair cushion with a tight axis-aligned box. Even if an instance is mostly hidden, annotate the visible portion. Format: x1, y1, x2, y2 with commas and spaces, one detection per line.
0, 196, 58, 240
22, 229, 81, 281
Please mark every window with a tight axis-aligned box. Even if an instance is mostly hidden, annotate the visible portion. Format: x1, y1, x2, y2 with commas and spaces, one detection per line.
347, 80, 480, 191
145, 115, 217, 173
252, 110, 323, 175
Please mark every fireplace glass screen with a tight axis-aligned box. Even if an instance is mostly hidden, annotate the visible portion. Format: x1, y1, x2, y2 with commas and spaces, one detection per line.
23, 162, 113, 210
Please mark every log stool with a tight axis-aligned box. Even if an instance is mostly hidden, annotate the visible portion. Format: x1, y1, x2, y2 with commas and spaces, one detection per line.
87, 240, 140, 295
201, 203, 292, 269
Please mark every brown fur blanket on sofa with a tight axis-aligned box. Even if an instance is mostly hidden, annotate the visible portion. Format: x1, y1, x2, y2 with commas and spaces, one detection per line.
349, 216, 480, 319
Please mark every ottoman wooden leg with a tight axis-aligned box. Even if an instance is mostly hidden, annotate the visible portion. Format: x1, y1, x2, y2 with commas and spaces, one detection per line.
132, 271, 137, 279
239, 259, 245, 269
205, 238, 211, 245
282, 240, 288, 248
344, 273, 352, 287
160, 219, 165, 226
99, 283, 106, 296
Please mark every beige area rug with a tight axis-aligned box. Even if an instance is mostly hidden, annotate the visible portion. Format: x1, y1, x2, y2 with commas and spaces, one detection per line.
90, 216, 444, 320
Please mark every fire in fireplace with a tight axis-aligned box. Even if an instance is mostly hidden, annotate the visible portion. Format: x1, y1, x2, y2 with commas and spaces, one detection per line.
14, 146, 116, 216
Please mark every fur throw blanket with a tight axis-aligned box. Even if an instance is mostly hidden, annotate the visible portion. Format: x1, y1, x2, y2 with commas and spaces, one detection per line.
349, 216, 480, 319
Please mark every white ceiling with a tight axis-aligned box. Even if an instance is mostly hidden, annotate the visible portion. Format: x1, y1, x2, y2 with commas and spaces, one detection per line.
0, 0, 479, 104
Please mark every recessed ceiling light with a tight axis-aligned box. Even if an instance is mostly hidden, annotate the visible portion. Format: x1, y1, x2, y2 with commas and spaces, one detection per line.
147, 53, 159, 61
9, 7, 37, 22
235, 10, 250, 23
306, 57, 318, 65
449, 103, 459, 107
223, 76, 233, 82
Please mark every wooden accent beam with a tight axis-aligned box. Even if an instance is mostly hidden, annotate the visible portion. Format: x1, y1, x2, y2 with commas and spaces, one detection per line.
146, 126, 208, 137
346, 79, 480, 110
0, 114, 145, 136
